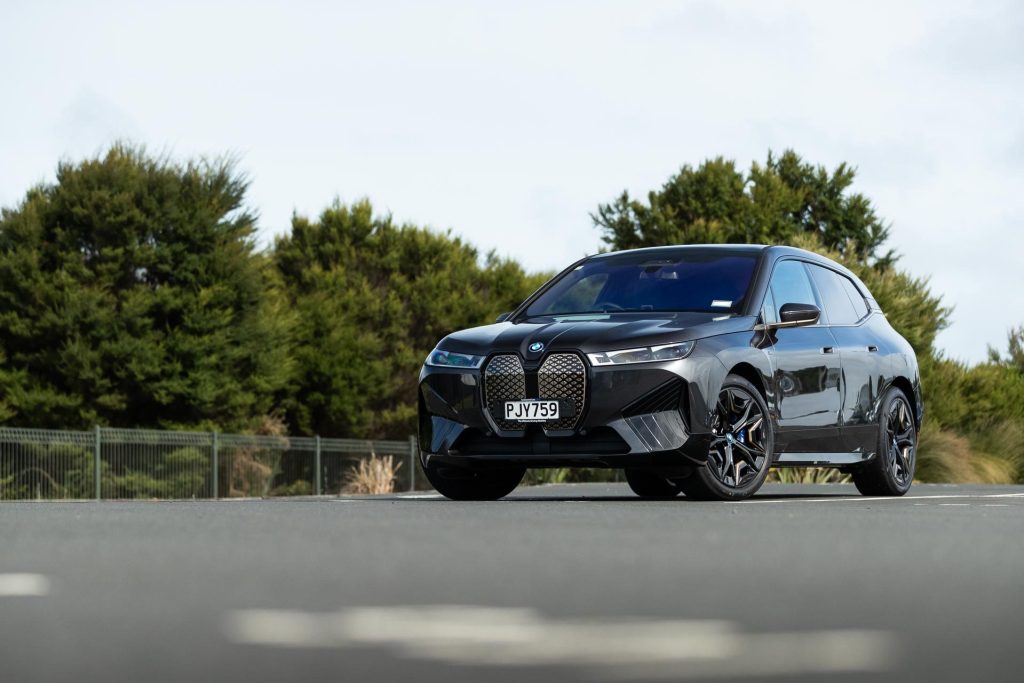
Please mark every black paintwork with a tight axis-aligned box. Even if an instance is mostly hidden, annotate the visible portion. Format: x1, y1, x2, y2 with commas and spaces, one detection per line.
418, 245, 923, 472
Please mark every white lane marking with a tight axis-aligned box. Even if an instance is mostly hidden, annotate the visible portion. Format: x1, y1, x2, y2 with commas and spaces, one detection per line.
223, 605, 895, 677
333, 494, 445, 501
732, 492, 1024, 505
983, 504, 1010, 507
332, 490, 1024, 504
939, 503, 970, 507
0, 573, 50, 597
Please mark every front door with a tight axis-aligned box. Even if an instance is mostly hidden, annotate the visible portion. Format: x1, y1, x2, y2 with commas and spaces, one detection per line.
763, 260, 843, 452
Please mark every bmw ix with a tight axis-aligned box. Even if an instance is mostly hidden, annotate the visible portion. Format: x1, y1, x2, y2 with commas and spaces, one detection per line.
418, 245, 922, 501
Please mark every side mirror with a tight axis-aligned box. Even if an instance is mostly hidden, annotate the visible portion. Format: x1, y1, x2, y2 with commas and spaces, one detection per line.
495, 312, 512, 323
775, 303, 820, 328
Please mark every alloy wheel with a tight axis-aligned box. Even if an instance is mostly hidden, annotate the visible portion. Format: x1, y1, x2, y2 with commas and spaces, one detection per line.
885, 396, 916, 487
708, 386, 769, 488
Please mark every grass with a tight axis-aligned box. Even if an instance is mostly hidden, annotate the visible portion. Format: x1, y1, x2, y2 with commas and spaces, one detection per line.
341, 454, 402, 495
916, 421, 1020, 484
766, 468, 852, 484
522, 468, 621, 485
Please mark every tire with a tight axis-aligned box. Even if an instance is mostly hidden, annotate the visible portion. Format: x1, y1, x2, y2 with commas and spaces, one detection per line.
852, 387, 916, 496
423, 462, 525, 501
624, 468, 682, 499
678, 374, 774, 501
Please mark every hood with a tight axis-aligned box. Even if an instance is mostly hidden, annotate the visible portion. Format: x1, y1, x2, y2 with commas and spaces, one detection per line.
438, 312, 756, 360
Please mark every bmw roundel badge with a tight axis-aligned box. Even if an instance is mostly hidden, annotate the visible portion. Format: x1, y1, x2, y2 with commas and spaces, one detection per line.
529, 342, 545, 353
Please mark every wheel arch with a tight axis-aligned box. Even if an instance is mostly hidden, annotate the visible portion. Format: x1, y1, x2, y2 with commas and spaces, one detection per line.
725, 361, 769, 403
889, 375, 921, 429
684, 337, 774, 435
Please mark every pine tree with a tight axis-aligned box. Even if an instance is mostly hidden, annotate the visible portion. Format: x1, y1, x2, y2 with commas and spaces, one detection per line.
0, 144, 291, 430
274, 199, 546, 438
593, 150, 893, 266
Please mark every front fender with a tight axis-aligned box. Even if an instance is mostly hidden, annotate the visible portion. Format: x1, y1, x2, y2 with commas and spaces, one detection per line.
683, 331, 774, 433
707, 330, 773, 394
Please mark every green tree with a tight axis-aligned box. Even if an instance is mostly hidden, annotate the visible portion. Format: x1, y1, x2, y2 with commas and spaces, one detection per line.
274, 199, 547, 439
0, 144, 291, 430
594, 152, 946, 356
594, 150, 893, 265
988, 325, 1024, 374
779, 233, 950, 358
593, 152, 1024, 483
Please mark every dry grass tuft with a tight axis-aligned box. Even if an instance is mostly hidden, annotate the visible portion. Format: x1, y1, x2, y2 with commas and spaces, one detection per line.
915, 423, 977, 482
227, 412, 290, 497
917, 421, 1019, 484
341, 453, 402, 495
767, 467, 852, 485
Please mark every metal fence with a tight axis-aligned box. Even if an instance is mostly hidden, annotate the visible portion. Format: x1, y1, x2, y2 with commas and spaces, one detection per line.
0, 427, 418, 500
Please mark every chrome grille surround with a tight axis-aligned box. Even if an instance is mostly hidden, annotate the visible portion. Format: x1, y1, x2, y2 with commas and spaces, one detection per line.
538, 353, 587, 432
483, 354, 527, 432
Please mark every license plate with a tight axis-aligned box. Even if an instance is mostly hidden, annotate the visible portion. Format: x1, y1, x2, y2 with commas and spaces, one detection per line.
504, 400, 560, 422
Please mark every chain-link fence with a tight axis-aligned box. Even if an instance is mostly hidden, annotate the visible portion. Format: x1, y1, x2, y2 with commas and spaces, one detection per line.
0, 427, 418, 500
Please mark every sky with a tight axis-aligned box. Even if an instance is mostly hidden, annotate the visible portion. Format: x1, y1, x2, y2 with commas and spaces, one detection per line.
1, 0, 1021, 363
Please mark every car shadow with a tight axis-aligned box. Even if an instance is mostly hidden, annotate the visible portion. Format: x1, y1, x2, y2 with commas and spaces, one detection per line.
383, 485, 863, 503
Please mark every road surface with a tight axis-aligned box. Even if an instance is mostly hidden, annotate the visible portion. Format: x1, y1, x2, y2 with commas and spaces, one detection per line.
2, 483, 1023, 682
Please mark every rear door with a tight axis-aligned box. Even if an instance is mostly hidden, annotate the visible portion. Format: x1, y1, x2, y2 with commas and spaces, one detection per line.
764, 260, 843, 452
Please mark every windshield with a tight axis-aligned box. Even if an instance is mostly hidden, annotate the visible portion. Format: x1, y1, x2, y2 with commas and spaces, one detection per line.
526, 252, 758, 317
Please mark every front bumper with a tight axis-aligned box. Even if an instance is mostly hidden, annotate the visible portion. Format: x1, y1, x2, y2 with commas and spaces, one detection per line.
418, 352, 721, 469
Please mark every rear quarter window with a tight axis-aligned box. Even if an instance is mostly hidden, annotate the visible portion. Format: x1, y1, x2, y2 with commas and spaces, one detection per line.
808, 264, 861, 325
838, 274, 870, 320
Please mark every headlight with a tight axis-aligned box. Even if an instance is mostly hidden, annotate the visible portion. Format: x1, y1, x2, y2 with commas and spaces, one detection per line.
587, 341, 695, 366
425, 348, 484, 369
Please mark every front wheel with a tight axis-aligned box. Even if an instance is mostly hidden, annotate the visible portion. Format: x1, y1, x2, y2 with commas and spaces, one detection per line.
851, 387, 916, 496
423, 462, 525, 500
678, 375, 774, 501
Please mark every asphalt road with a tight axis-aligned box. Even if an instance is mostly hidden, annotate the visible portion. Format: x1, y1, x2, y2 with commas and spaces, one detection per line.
2, 483, 1023, 683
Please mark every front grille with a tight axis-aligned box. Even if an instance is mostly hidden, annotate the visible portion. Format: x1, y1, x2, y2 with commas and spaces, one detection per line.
538, 353, 586, 431
484, 354, 527, 431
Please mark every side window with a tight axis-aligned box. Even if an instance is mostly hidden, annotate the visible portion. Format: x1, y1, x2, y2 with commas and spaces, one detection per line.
838, 275, 869, 320
808, 265, 860, 325
768, 260, 820, 323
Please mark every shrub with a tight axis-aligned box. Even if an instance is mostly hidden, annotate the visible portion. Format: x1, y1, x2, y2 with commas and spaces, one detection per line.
104, 446, 208, 499
916, 422, 1019, 484
341, 454, 401, 495
767, 468, 851, 485
0, 442, 94, 499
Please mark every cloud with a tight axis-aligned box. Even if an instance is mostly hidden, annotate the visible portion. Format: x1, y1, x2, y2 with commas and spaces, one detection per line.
0, 0, 1020, 362
55, 88, 141, 156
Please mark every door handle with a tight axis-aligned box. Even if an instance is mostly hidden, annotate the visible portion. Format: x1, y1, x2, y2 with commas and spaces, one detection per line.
822, 346, 835, 354
867, 345, 878, 353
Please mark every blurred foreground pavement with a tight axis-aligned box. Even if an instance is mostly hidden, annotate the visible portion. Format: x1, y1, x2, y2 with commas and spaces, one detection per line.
2, 483, 1022, 682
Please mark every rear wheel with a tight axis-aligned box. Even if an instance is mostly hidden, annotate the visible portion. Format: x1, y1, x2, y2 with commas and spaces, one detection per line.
423, 462, 525, 501
852, 387, 916, 496
625, 468, 682, 499
678, 375, 773, 501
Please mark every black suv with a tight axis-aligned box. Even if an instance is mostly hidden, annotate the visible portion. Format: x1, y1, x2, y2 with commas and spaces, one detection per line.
418, 245, 922, 501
